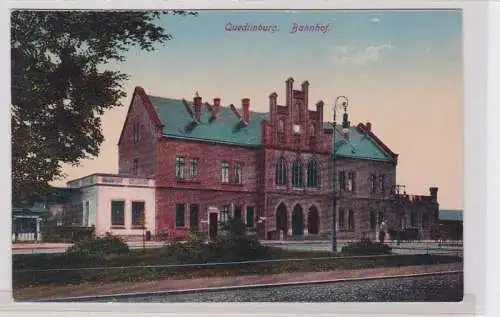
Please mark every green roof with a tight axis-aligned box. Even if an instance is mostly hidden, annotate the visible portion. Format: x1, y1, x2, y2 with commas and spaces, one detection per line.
439, 209, 463, 221
12, 202, 48, 216
150, 96, 394, 162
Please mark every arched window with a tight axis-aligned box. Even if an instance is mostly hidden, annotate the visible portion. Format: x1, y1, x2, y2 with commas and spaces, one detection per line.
309, 123, 316, 136
275, 157, 287, 186
309, 123, 317, 147
307, 159, 319, 188
292, 159, 304, 188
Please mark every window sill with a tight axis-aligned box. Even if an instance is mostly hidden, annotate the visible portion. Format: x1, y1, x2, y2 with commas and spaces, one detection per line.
221, 182, 244, 186
110, 226, 126, 229
275, 185, 288, 189
131, 226, 146, 230
177, 179, 201, 184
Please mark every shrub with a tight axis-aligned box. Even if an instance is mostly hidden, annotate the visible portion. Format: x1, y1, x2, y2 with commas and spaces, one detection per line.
341, 238, 392, 256
66, 233, 130, 256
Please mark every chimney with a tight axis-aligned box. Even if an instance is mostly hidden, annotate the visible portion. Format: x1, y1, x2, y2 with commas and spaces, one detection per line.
242, 98, 250, 123
429, 187, 438, 200
286, 77, 294, 111
213, 98, 221, 118
193, 96, 202, 121
366, 122, 372, 131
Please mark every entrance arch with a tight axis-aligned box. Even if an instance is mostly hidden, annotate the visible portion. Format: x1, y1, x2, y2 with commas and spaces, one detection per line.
276, 202, 288, 236
292, 204, 304, 236
308, 205, 320, 235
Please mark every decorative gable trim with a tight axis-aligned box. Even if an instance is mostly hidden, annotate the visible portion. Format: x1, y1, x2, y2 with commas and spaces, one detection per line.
356, 123, 398, 163
117, 86, 164, 145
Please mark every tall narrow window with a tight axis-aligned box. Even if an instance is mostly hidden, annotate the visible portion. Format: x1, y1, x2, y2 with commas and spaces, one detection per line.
220, 205, 230, 223
132, 121, 140, 143
190, 204, 199, 231
307, 159, 318, 188
370, 211, 376, 229
175, 157, 185, 179
292, 159, 303, 188
111, 201, 125, 227
378, 211, 385, 225
190, 158, 199, 178
175, 203, 185, 227
277, 119, 285, 144
133, 159, 139, 176
234, 206, 243, 220
379, 174, 385, 194
370, 174, 377, 193
275, 157, 287, 186
347, 172, 356, 192
234, 162, 242, 184
338, 171, 346, 191
410, 211, 416, 227
309, 124, 317, 147
131, 201, 145, 228
348, 210, 355, 230
221, 161, 229, 183
246, 206, 255, 227
338, 209, 345, 229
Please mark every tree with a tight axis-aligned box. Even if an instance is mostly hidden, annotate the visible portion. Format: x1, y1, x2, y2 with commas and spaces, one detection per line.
11, 10, 197, 204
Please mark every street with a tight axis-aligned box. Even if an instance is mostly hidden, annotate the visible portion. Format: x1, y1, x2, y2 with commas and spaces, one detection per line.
70, 273, 463, 302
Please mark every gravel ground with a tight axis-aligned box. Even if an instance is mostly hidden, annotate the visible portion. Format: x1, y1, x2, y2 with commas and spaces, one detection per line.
85, 273, 463, 303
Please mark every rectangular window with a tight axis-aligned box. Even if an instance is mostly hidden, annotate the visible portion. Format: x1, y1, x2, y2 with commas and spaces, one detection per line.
370, 174, 376, 193
131, 201, 145, 228
175, 203, 185, 227
347, 172, 355, 192
234, 162, 242, 184
309, 136, 317, 147
410, 211, 416, 227
133, 121, 141, 143
378, 211, 384, 225
221, 161, 229, 183
111, 200, 125, 227
175, 157, 185, 179
190, 158, 199, 178
370, 211, 376, 229
220, 205, 230, 223
234, 206, 243, 220
133, 159, 139, 176
338, 209, 345, 229
379, 174, 385, 194
246, 206, 255, 227
338, 171, 346, 191
190, 204, 199, 231
348, 210, 355, 230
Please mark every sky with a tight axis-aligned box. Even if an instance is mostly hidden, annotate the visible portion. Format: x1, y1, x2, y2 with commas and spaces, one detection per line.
52, 10, 463, 210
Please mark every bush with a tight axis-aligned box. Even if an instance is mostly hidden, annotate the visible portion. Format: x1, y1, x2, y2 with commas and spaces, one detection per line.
66, 233, 130, 256
341, 238, 392, 256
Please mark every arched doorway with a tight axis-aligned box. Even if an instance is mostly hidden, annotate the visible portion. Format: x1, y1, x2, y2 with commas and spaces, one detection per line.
276, 203, 288, 236
308, 206, 319, 235
292, 204, 304, 236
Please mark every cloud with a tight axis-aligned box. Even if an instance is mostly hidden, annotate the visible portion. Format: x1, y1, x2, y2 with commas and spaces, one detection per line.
425, 47, 432, 53
371, 17, 381, 23
328, 44, 396, 66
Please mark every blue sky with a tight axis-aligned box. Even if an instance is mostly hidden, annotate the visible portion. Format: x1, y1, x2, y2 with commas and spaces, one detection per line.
59, 10, 463, 209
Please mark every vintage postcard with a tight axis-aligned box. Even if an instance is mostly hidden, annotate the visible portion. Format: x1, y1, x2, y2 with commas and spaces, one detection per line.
10, 9, 464, 304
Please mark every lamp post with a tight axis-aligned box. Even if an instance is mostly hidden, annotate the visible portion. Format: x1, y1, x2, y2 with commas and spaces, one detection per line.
332, 96, 349, 253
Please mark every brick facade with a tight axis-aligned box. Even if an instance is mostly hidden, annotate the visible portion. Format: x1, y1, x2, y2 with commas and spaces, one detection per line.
117, 80, 439, 241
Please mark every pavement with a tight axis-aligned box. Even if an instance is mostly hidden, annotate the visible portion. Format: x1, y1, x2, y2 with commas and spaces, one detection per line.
13, 262, 462, 302
11, 240, 463, 255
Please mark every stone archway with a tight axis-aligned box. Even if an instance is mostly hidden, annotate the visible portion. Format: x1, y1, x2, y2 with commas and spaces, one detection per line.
308, 205, 320, 235
292, 204, 304, 236
276, 202, 288, 236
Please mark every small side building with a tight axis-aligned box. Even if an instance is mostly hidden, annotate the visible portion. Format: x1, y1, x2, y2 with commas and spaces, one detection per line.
65, 173, 156, 239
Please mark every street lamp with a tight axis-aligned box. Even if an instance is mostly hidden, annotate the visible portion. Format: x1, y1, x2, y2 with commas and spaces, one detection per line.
332, 96, 349, 253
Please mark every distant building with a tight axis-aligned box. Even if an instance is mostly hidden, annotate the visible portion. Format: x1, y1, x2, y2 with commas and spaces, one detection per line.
438, 209, 463, 240
107, 77, 440, 241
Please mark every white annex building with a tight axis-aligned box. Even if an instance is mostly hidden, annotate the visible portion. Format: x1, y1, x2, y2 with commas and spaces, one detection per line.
66, 173, 156, 238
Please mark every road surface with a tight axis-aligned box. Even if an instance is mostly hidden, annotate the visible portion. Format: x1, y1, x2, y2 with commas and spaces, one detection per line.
66, 273, 463, 302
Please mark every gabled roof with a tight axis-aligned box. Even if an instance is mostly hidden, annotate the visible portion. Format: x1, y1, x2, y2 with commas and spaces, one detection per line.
439, 209, 463, 221
145, 93, 397, 162
323, 123, 395, 162
150, 96, 266, 147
